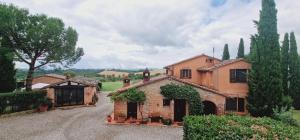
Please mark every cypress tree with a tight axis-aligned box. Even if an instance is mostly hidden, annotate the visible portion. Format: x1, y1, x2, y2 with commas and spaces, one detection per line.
247, 0, 283, 117
281, 33, 289, 96
247, 35, 265, 116
222, 44, 230, 60
0, 44, 16, 93
289, 32, 300, 109
237, 38, 245, 58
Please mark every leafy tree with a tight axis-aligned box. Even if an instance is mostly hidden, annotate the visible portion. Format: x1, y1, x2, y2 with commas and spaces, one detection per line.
0, 4, 84, 91
281, 33, 290, 96
237, 38, 245, 58
289, 32, 300, 109
222, 44, 230, 60
63, 70, 76, 78
0, 44, 16, 93
247, 0, 283, 117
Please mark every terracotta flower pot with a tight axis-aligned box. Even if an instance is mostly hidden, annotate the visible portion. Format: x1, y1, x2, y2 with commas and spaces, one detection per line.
107, 115, 112, 122
38, 105, 48, 112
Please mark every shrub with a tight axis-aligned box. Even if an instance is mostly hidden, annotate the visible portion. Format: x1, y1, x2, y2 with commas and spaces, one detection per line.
183, 115, 300, 140
272, 107, 299, 127
0, 90, 47, 114
162, 118, 172, 125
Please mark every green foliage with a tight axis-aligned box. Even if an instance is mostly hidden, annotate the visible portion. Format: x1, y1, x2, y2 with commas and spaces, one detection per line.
237, 38, 245, 58
281, 33, 290, 96
222, 44, 230, 60
162, 118, 172, 125
247, 0, 284, 117
289, 32, 300, 109
111, 88, 146, 103
0, 90, 47, 114
160, 84, 203, 115
37, 97, 53, 107
63, 70, 76, 78
0, 46, 16, 92
183, 115, 300, 140
0, 4, 84, 91
272, 107, 299, 127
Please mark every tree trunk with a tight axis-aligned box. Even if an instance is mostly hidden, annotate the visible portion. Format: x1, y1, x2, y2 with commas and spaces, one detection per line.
25, 64, 35, 91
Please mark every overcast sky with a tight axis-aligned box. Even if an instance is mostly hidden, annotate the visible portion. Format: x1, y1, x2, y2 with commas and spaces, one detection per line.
2, 0, 300, 69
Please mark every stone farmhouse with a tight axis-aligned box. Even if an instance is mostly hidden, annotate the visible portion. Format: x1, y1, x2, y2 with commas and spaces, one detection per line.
111, 54, 251, 122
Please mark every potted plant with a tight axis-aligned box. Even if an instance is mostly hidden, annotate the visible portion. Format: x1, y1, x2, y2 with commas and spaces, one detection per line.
37, 97, 52, 112
107, 115, 112, 122
116, 113, 126, 123
162, 118, 172, 126
140, 118, 149, 124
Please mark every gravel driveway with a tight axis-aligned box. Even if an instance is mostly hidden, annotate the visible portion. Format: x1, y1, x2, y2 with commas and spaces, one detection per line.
0, 92, 183, 140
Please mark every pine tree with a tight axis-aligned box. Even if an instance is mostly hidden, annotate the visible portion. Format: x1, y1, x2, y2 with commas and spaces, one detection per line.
281, 33, 289, 96
222, 44, 230, 60
0, 45, 16, 93
237, 38, 245, 58
289, 32, 300, 109
247, 0, 283, 117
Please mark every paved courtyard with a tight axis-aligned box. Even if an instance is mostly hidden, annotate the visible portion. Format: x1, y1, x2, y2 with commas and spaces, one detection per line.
0, 93, 183, 140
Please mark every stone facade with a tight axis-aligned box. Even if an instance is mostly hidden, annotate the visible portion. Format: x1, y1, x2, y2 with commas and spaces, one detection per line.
113, 77, 225, 121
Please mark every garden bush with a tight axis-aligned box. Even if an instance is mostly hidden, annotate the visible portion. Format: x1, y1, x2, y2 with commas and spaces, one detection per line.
272, 107, 299, 127
183, 115, 300, 140
0, 90, 47, 114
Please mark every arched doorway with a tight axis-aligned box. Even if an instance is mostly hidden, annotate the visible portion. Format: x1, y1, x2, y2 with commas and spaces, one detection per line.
203, 101, 217, 115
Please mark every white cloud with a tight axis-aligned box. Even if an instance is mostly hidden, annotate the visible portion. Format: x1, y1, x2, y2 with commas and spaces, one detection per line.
3, 0, 300, 69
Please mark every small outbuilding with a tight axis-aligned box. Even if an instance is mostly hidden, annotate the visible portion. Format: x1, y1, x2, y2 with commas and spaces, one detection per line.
43, 77, 99, 107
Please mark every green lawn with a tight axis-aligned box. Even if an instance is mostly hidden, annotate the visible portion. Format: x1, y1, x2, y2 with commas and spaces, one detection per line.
293, 110, 300, 124
101, 81, 123, 92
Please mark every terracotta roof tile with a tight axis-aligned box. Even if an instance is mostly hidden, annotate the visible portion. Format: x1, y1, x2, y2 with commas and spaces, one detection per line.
164, 54, 221, 68
198, 58, 248, 71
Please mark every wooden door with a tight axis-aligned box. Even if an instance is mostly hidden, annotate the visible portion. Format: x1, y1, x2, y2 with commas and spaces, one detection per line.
127, 102, 137, 119
174, 99, 186, 122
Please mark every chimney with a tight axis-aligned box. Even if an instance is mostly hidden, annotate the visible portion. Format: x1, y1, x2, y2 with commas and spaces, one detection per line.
143, 68, 150, 82
123, 76, 130, 87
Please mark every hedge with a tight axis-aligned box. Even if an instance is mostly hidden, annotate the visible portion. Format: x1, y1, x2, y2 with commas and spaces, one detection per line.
0, 90, 47, 114
183, 115, 300, 140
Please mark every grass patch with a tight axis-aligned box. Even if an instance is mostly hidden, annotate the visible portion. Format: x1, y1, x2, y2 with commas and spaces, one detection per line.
293, 110, 300, 124
102, 81, 123, 91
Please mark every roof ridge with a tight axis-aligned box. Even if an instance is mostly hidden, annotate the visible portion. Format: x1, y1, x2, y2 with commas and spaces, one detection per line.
164, 54, 221, 68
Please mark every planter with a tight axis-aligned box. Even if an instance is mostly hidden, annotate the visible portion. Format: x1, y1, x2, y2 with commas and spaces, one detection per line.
141, 118, 149, 124
116, 116, 126, 123
38, 105, 48, 112
129, 117, 136, 123
107, 115, 112, 122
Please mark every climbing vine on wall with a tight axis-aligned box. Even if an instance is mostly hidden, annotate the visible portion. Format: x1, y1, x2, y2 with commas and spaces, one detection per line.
160, 84, 203, 115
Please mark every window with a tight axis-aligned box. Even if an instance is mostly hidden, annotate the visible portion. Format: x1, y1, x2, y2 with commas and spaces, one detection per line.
163, 99, 171, 106
238, 98, 245, 112
206, 58, 213, 63
225, 98, 237, 111
230, 69, 247, 83
225, 97, 245, 112
180, 69, 192, 79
